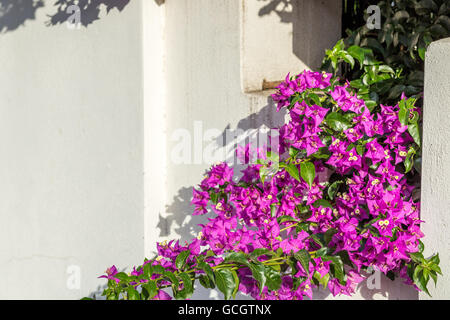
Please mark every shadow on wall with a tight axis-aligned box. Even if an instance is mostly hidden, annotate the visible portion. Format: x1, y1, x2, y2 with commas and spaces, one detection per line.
0, 0, 44, 32
47, 0, 130, 27
0, 0, 132, 32
257, 0, 341, 71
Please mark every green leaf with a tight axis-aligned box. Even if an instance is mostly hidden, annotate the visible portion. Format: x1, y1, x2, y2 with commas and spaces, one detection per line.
347, 45, 375, 67
175, 250, 191, 270
378, 64, 395, 74
340, 52, 355, 68
106, 293, 118, 300
199, 274, 215, 289
266, 151, 280, 163
408, 122, 421, 147
250, 248, 272, 260
430, 264, 442, 276
114, 272, 129, 282
151, 265, 165, 275
163, 271, 179, 288
223, 252, 250, 267
289, 146, 300, 158
277, 215, 299, 224
300, 161, 316, 188
197, 261, 215, 285
215, 269, 237, 300
409, 252, 425, 264
418, 47, 426, 61
209, 190, 219, 204
265, 266, 282, 291
231, 270, 240, 299
142, 281, 158, 300
308, 93, 322, 106
316, 247, 329, 257
313, 271, 330, 289
324, 256, 345, 282
285, 163, 301, 183
363, 38, 387, 58
175, 272, 194, 300
418, 240, 424, 253
313, 199, 332, 208
143, 264, 153, 279
413, 265, 431, 296
393, 10, 410, 22
294, 249, 311, 274
327, 181, 343, 200
312, 147, 331, 160
296, 206, 312, 220
325, 112, 352, 131
430, 253, 440, 265
249, 262, 267, 294
430, 271, 438, 287
388, 85, 406, 100
259, 165, 269, 185
270, 203, 278, 217
310, 233, 324, 247
350, 79, 366, 89
334, 39, 345, 51
356, 144, 365, 156
324, 228, 338, 245
402, 145, 415, 172
398, 99, 409, 126
127, 287, 140, 300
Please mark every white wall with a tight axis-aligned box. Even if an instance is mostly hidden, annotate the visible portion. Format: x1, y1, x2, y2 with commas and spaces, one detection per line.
421, 37, 450, 300
0, 1, 144, 299
241, 0, 342, 92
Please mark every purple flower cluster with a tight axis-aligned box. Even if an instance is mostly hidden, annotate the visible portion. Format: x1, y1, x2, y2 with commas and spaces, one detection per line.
100, 70, 425, 300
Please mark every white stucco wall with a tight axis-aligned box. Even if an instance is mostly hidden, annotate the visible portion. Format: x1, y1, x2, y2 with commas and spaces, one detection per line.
0, 1, 144, 299
420, 37, 450, 300
241, 0, 342, 92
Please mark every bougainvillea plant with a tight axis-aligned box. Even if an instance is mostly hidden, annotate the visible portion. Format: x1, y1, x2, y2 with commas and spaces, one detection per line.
87, 67, 440, 300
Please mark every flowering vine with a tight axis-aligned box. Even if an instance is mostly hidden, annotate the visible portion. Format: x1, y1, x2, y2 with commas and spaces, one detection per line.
89, 67, 440, 300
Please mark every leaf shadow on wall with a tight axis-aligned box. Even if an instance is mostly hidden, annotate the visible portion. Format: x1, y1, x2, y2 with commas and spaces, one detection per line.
0, 0, 132, 33
0, 0, 44, 33
46, 0, 130, 27
256, 0, 342, 73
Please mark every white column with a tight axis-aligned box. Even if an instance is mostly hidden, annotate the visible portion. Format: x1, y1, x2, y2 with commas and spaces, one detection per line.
421, 37, 450, 299
143, 0, 167, 258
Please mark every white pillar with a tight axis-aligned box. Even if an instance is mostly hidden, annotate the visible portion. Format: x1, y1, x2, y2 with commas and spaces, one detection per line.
421, 37, 450, 299
143, 0, 167, 258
